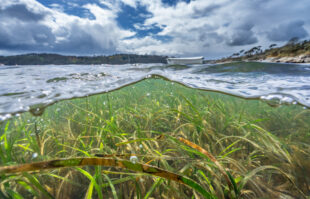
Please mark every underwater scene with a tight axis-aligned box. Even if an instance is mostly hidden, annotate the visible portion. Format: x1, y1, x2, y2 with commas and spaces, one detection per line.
0, 62, 310, 199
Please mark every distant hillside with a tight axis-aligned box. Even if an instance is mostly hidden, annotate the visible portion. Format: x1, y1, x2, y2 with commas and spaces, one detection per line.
0, 53, 168, 65
217, 39, 310, 63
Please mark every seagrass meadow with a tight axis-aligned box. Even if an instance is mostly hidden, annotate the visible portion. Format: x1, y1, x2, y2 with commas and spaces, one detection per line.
0, 78, 310, 199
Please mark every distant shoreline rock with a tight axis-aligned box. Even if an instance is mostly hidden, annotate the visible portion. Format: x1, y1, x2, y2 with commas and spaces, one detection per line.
261, 54, 310, 63
216, 54, 310, 64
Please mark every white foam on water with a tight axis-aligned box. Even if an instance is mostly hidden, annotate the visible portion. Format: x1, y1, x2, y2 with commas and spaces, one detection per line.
0, 62, 310, 119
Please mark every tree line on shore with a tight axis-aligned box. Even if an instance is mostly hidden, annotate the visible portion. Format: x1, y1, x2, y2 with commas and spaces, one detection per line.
0, 53, 168, 65
2, 38, 310, 65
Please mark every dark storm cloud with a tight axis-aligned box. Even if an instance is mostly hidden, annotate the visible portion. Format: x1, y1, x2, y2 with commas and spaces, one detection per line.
200, 32, 223, 47
1, 0, 310, 57
199, 32, 222, 42
0, 20, 117, 54
0, 4, 46, 21
0, 3, 54, 51
0, 2, 121, 55
192, 4, 221, 18
0, 20, 55, 51
226, 23, 258, 46
266, 20, 308, 42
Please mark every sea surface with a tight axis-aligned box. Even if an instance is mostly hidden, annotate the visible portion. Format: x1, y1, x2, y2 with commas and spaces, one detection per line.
1, 61, 310, 121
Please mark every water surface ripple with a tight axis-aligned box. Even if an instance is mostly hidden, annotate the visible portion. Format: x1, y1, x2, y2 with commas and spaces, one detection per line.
1, 62, 310, 120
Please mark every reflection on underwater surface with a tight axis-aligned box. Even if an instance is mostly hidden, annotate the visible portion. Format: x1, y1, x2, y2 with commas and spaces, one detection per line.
0, 79, 309, 198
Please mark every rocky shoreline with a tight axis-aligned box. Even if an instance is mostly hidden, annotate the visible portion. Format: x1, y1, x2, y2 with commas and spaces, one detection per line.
215, 54, 310, 64
261, 54, 310, 63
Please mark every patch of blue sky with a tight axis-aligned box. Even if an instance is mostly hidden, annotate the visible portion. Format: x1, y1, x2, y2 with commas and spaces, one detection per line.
36, 0, 102, 19
162, 0, 191, 6
153, 35, 173, 42
36, 0, 174, 42
117, 3, 163, 38
117, 3, 150, 29
135, 25, 163, 38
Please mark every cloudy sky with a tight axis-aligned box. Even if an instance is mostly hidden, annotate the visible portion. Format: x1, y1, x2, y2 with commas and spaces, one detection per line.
0, 0, 309, 59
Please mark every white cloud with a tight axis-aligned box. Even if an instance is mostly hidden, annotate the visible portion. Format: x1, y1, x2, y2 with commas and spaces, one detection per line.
123, 0, 310, 58
0, 0, 135, 54
266, 20, 308, 42
49, 3, 64, 12
121, 0, 137, 8
0, 0, 310, 58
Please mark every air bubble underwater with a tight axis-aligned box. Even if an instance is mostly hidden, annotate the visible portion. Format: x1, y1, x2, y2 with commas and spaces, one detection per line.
29, 106, 46, 116
130, 155, 138, 164
32, 153, 38, 159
